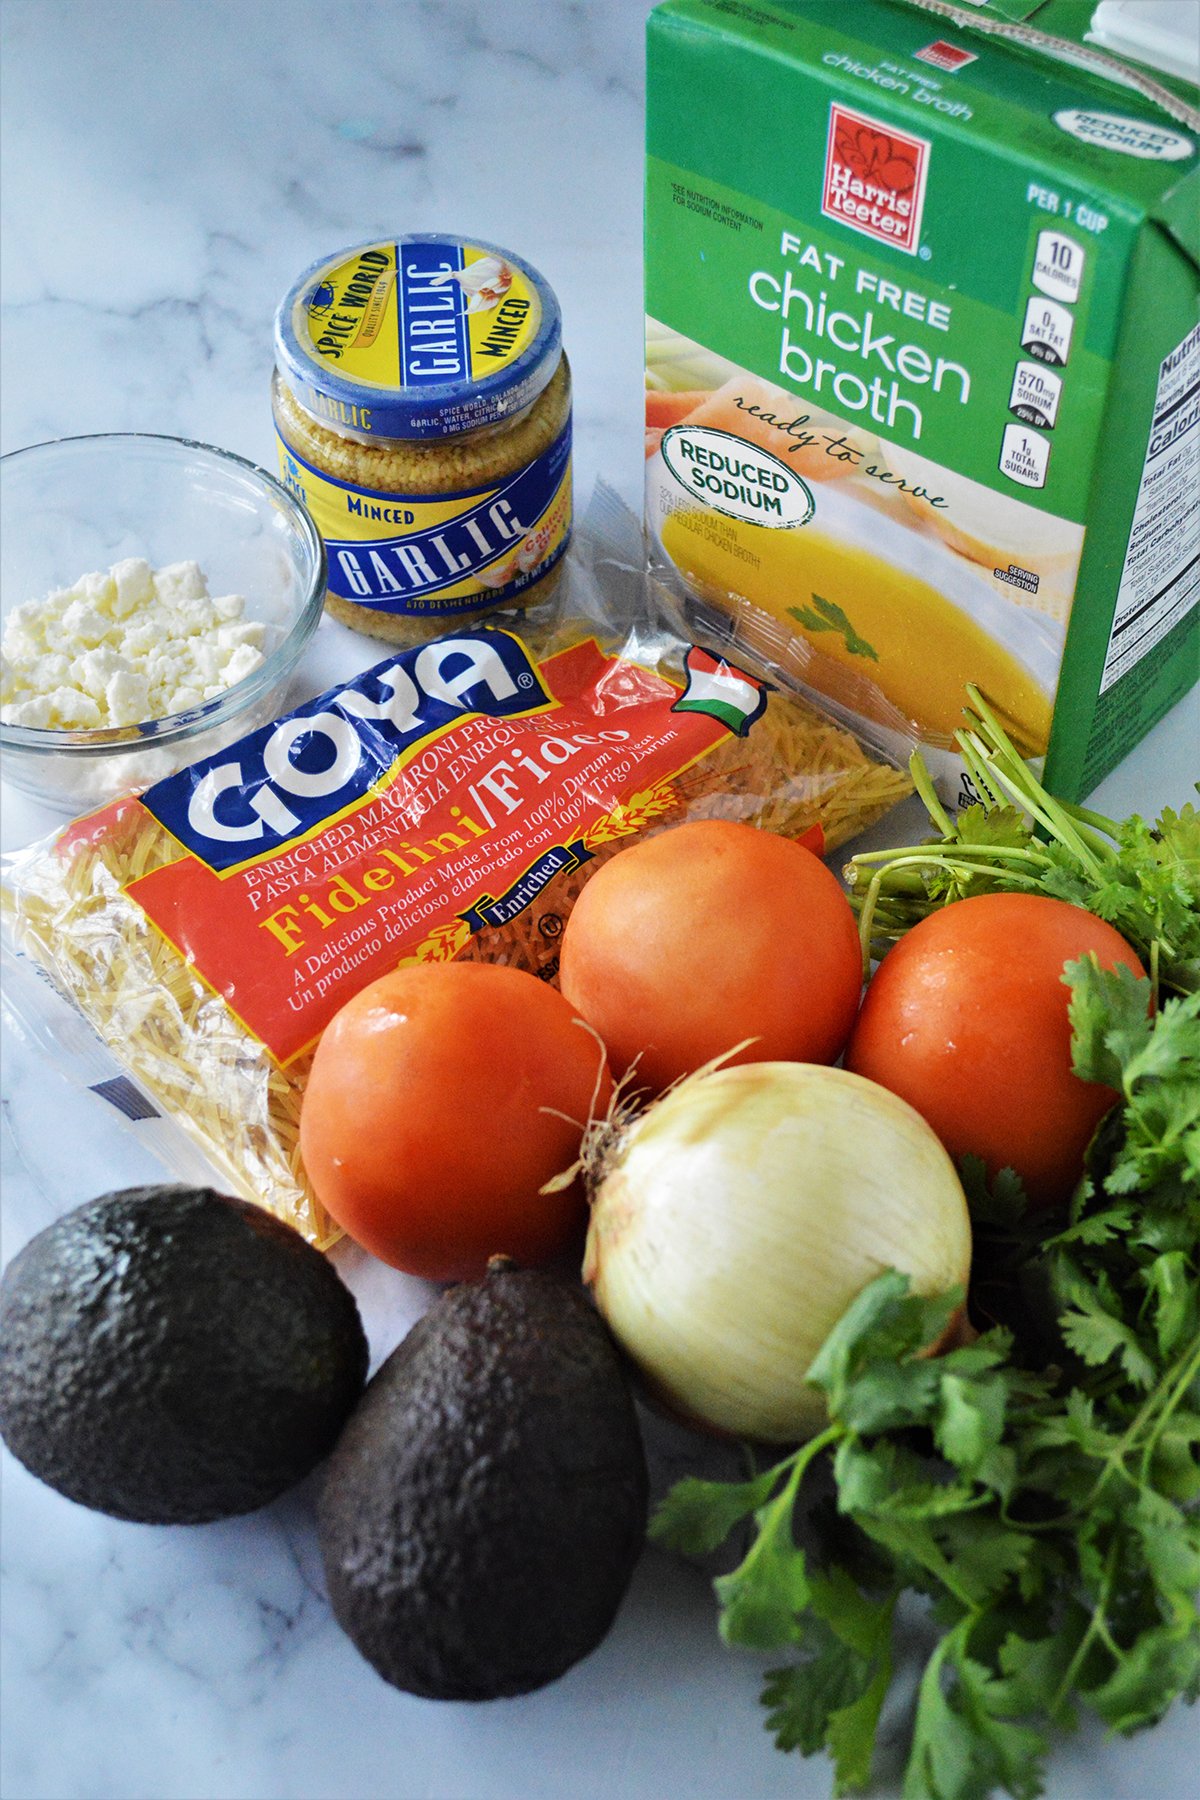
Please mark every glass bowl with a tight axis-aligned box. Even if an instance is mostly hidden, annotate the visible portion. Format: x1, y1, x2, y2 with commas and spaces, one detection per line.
0, 433, 326, 812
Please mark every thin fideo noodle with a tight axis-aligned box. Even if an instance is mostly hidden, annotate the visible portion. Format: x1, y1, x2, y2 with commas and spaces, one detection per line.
1, 617, 910, 1246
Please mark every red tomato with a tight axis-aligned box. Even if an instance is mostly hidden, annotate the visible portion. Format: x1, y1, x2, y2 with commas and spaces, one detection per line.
300, 963, 611, 1281
845, 893, 1145, 1208
559, 819, 863, 1095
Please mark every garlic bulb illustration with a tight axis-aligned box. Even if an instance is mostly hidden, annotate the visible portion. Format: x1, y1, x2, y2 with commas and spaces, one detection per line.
430, 256, 513, 312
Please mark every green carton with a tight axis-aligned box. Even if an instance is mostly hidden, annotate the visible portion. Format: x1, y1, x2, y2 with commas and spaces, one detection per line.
644, 0, 1199, 802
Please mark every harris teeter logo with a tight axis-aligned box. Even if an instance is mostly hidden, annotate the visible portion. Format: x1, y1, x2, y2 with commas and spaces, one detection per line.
822, 104, 930, 255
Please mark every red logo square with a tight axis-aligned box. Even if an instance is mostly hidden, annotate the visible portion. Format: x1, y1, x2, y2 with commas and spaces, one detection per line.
821, 104, 931, 256
914, 39, 979, 72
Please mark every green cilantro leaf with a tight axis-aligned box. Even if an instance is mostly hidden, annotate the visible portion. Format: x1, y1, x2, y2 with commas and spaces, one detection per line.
903, 1635, 986, 1800
1143, 1251, 1198, 1360
761, 1625, 870, 1755
806, 1271, 962, 1411
1055, 1263, 1158, 1389
827, 1662, 891, 1794
958, 1155, 1029, 1230
995, 1623, 1085, 1718
1131, 1487, 1200, 1597
935, 1373, 1007, 1478
1083, 1621, 1200, 1733
649, 1464, 783, 1558
952, 1652, 1048, 1799
1064, 957, 1151, 1091
713, 1446, 825, 1649
762, 1577, 897, 1791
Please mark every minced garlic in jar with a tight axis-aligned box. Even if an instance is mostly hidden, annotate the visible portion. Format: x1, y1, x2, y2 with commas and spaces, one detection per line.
272, 235, 572, 645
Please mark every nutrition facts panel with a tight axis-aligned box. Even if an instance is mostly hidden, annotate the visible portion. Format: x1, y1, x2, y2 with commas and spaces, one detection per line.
1100, 322, 1200, 695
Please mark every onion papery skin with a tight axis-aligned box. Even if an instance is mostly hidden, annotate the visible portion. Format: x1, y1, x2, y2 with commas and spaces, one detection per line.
583, 1062, 972, 1443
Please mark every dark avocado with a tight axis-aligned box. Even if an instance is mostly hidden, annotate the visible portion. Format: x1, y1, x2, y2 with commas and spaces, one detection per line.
318, 1259, 648, 1700
0, 1184, 368, 1524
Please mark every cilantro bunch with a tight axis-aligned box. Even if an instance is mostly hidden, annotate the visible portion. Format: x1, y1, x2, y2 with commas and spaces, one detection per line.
847, 689, 1200, 999
651, 961, 1200, 1799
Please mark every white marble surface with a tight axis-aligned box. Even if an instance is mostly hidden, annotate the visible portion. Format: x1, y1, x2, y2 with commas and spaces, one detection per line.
1, 4, 1198, 1798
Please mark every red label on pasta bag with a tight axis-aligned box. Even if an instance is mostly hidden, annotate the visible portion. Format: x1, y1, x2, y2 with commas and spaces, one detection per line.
126, 637, 768, 1064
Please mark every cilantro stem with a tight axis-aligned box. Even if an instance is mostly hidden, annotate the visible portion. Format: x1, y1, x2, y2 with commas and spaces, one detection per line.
856, 867, 887, 976
1055, 800, 1135, 870
755, 1425, 843, 1529
852, 846, 1051, 968
792, 1422, 843, 1481
958, 725, 1108, 883
720, 1426, 844, 1613
1064, 801, 1120, 840
1137, 1335, 1200, 1484
850, 843, 1049, 871
959, 686, 1115, 878
908, 750, 953, 837
920, 860, 1039, 886
849, 849, 1057, 885
843, 865, 928, 894
1002, 1337, 1200, 1540
1074, 1335, 1200, 1513
1048, 1536, 1119, 1722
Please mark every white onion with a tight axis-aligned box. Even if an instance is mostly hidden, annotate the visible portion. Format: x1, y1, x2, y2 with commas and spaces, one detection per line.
583, 1061, 972, 1442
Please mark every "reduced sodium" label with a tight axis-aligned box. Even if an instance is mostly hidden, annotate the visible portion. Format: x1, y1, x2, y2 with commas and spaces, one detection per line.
660, 425, 816, 529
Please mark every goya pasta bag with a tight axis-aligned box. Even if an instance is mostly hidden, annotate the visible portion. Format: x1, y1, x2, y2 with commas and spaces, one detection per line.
1, 492, 910, 1242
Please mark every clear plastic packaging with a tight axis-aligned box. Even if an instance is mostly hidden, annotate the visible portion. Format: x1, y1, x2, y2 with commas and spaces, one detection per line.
1, 490, 913, 1245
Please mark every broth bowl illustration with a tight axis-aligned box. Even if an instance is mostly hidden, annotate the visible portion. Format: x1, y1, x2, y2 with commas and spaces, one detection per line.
650, 448, 1065, 756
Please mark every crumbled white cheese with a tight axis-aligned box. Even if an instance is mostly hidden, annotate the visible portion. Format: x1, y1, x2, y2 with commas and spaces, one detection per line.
0, 558, 266, 730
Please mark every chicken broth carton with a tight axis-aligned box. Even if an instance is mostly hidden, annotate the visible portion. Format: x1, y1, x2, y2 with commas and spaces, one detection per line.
645, 0, 1199, 802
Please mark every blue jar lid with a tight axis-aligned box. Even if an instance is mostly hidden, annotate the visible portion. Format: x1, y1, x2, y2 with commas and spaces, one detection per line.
274, 235, 563, 442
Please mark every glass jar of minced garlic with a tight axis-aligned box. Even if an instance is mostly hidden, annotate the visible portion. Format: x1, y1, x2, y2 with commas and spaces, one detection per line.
272, 235, 571, 644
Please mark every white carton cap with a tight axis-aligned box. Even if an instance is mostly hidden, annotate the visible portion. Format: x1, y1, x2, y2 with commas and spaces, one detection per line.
1087, 0, 1200, 86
